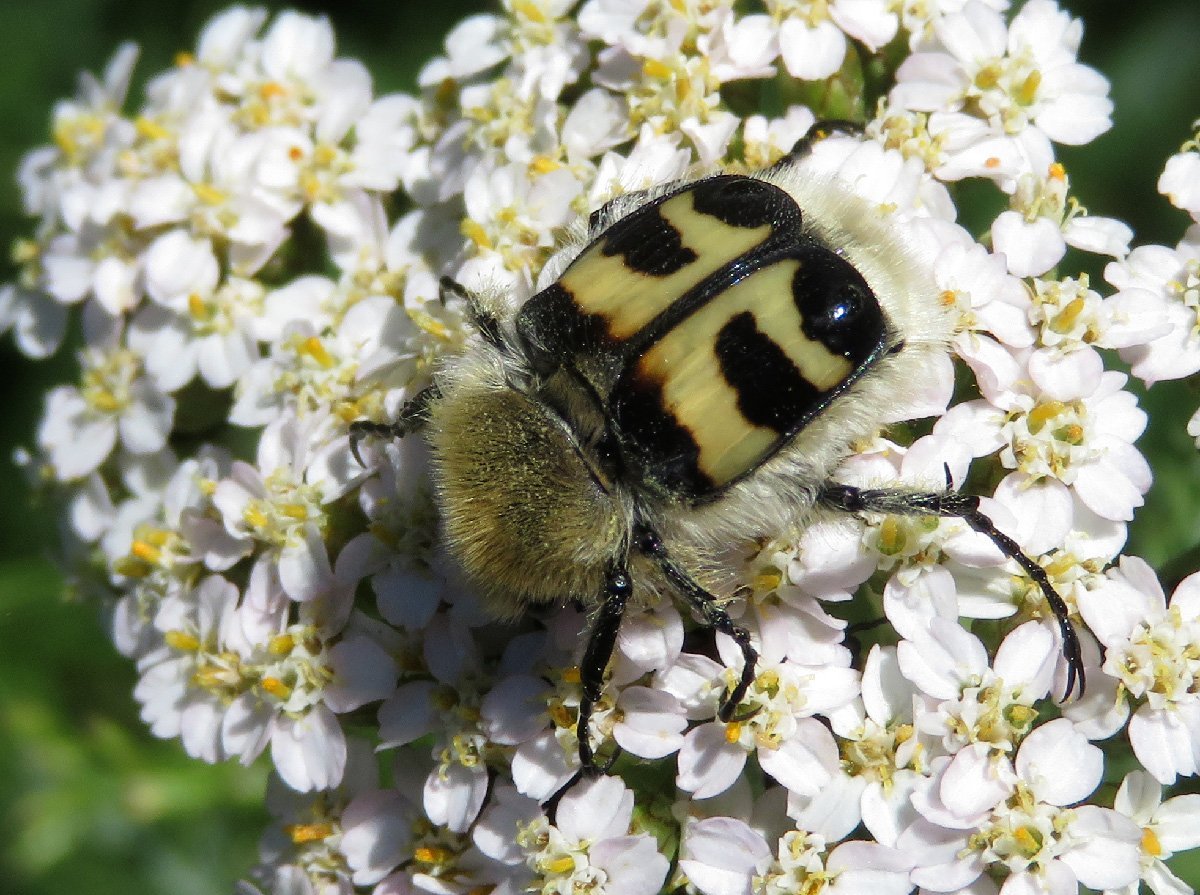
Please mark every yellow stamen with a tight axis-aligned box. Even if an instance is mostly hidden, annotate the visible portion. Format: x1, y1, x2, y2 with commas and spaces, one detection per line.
541, 855, 576, 875
300, 336, 334, 368
1055, 423, 1084, 445
187, 293, 210, 321
12, 238, 40, 265
461, 219, 491, 251
89, 391, 122, 413
1014, 825, 1043, 856
268, 634, 295, 656
1027, 401, 1066, 435
513, 0, 547, 23
288, 823, 333, 843
165, 630, 201, 651
415, 846, 453, 864
754, 568, 783, 592
280, 503, 309, 520
642, 58, 672, 80
135, 116, 170, 141
1050, 296, 1086, 333
261, 677, 292, 699
1142, 827, 1163, 857
878, 516, 906, 555
193, 182, 227, 206
1016, 70, 1042, 105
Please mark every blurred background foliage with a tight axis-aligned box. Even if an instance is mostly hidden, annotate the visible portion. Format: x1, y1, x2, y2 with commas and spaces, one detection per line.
0, 1, 1198, 893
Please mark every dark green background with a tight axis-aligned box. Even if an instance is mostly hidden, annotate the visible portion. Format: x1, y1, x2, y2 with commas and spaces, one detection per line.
0, 2, 1197, 893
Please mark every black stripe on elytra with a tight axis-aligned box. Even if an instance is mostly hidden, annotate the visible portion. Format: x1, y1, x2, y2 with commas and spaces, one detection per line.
610, 374, 713, 497
715, 311, 823, 434
790, 248, 886, 364
599, 199, 697, 276
618, 181, 805, 361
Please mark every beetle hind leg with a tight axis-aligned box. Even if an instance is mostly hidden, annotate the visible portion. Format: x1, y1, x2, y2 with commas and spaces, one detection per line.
821, 482, 1085, 700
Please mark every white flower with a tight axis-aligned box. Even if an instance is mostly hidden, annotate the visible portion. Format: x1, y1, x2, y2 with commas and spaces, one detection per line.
377, 618, 492, 833
901, 620, 1056, 757
755, 829, 914, 895
1077, 558, 1200, 784
38, 344, 175, 479
826, 646, 932, 846
892, 0, 1112, 147
515, 775, 669, 895
212, 414, 339, 602
127, 229, 265, 390
1106, 227, 1200, 386
670, 651, 854, 799
936, 363, 1150, 524
991, 164, 1131, 278
902, 719, 1141, 895
1108, 770, 1200, 895
1158, 144, 1200, 220
770, 0, 898, 82
133, 574, 245, 762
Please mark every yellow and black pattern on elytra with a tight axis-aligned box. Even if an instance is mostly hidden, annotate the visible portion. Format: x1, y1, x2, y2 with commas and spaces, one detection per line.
516, 175, 889, 500
557, 178, 778, 341
612, 241, 887, 497
516, 177, 797, 376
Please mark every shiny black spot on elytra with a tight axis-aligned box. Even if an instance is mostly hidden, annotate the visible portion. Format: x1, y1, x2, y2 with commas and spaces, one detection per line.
715, 311, 823, 434
690, 175, 799, 230
791, 250, 886, 363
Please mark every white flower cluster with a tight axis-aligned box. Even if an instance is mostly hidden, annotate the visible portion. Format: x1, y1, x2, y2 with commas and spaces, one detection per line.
7, 3, 1200, 895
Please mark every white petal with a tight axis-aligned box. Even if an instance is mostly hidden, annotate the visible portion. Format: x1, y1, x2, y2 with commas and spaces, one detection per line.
612, 686, 686, 759
758, 719, 837, 796
992, 212, 1065, 278
1151, 793, 1200, 851
779, 19, 846, 80
341, 790, 415, 885
1059, 806, 1141, 889
270, 704, 347, 791
557, 774, 633, 842
1129, 707, 1196, 784
677, 724, 747, 798
1015, 717, 1101, 804
679, 817, 771, 895
278, 526, 335, 602
424, 762, 488, 833
324, 635, 398, 713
